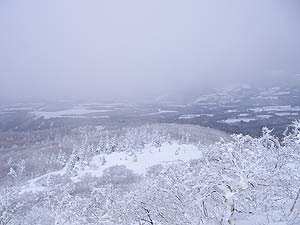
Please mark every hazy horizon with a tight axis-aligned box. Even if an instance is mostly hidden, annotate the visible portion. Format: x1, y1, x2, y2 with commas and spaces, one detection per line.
1, 0, 300, 103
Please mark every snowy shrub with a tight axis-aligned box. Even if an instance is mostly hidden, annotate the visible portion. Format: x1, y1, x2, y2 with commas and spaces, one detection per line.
35, 174, 72, 187
98, 165, 142, 187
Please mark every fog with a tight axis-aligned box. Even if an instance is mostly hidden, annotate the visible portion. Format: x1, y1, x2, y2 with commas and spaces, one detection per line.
0, 0, 299, 103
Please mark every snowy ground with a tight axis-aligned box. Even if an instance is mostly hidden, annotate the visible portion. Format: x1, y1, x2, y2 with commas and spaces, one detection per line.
79, 143, 200, 178
31, 107, 112, 119
21, 142, 202, 193
251, 105, 300, 113
179, 114, 213, 119
142, 109, 178, 116
222, 117, 257, 124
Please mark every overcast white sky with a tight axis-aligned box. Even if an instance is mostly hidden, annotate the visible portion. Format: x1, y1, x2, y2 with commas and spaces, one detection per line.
0, 0, 299, 102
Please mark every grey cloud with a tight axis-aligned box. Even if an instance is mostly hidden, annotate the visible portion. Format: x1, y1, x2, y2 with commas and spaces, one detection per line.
0, 0, 299, 102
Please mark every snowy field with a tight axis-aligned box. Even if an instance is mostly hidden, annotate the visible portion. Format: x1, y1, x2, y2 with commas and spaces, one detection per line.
31, 107, 112, 119
21, 142, 202, 193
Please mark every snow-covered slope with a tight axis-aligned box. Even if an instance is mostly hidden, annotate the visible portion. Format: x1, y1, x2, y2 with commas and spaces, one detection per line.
22, 142, 203, 192
77, 142, 200, 178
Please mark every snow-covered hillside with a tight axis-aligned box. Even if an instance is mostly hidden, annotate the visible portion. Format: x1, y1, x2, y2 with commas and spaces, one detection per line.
21, 142, 202, 193
2, 122, 300, 224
